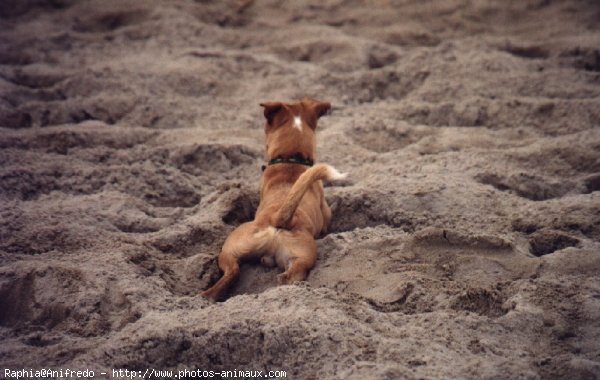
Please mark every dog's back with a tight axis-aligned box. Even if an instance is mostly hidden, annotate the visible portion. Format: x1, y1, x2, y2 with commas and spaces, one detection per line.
261, 163, 345, 232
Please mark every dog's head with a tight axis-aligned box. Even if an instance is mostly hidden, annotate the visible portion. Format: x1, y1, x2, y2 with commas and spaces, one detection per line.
259, 98, 331, 161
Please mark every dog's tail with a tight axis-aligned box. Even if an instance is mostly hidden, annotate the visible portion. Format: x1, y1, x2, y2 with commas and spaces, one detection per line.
274, 163, 347, 230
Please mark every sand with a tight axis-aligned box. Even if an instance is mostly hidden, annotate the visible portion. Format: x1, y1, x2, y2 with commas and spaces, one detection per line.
1, 0, 599, 379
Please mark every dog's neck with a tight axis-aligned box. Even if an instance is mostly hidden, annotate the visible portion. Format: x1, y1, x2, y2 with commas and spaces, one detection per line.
261, 153, 314, 171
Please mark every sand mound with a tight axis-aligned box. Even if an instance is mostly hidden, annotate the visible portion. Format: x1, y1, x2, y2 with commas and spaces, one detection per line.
1, 0, 600, 378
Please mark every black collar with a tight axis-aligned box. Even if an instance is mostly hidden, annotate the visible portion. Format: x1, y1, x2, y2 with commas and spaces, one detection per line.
261, 154, 314, 171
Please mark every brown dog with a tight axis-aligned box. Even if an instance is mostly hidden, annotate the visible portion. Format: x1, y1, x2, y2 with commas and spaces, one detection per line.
201, 98, 346, 300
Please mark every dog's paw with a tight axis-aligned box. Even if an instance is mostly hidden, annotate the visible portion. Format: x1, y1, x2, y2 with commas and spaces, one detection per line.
278, 272, 308, 286
200, 289, 219, 302
277, 272, 290, 285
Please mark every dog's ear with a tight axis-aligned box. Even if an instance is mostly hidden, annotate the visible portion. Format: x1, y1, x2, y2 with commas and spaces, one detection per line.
313, 101, 331, 119
303, 98, 331, 119
260, 102, 283, 125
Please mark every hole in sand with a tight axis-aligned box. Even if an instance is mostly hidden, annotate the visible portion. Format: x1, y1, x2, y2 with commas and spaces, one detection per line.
0, 110, 32, 128
501, 43, 549, 59
559, 47, 600, 72
0, 273, 35, 328
475, 172, 572, 201
170, 144, 260, 176
582, 173, 600, 194
0, 164, 200, 207
451, 288, 508, 318
365, 283, 417, 314
326, 69, 429, 103
350, 123, 430, 153
222, 190, 259, 226
528, 230, 580, 257
11, 67, 67, 89
73, 9, 149, 33
0, 0, 71, 19
327, 192, 415, 233
0, 267, 133, 336
273, 40, 357, 66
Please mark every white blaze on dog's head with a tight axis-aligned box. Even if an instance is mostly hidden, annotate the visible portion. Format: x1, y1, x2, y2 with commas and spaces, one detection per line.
260, 98, 331, 160
293, 116, 302, 131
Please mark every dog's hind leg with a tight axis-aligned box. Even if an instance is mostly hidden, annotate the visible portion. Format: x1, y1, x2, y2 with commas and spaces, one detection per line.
201, 222, 264, 301
201, 249, 240, 301
320, 194, 332, 235
277, 232, 317, 285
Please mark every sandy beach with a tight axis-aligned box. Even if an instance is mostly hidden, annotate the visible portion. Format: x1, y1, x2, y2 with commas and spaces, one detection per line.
1, 0, 599, 378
